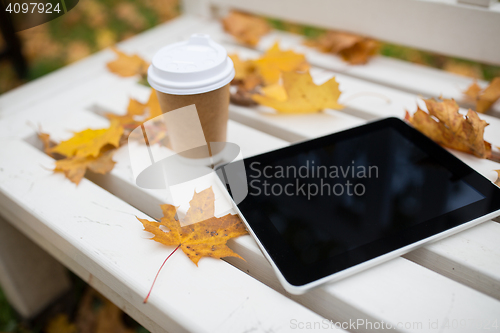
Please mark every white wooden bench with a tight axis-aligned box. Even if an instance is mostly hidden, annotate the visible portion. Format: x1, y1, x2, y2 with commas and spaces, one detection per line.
1, 0, 500, 332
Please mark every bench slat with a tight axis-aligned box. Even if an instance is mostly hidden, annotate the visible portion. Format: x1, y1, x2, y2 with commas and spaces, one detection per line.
0, 139, 333, 333
405, 220, 500, 301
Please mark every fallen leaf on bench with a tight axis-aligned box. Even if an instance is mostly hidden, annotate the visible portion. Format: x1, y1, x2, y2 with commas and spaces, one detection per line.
37, 129, 56, 158
494, 170, 500, 186
106, 48, 149, 77
50, 119, 123, 158
222, 11, 270, 46
106, 89, 163, 140
54, 148, 117, 185
405, 98, 492, 159
138, 187, 247, 265
38, 91, 167, 184
464, 77, 500, 113
229, 43, 311, 106
254, 42, 310, 85
111, 90, 168, 147
229, 54, 260, 106
260, 83, 288, 102
138, 187, 248, 302
252, 71, 343, 113
304, 31, 379, 65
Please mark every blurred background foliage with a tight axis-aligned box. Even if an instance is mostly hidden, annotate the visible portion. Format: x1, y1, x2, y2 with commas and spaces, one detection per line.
268, 18, 500, 82
1, 0, 500, 95
0, 0, 179, 94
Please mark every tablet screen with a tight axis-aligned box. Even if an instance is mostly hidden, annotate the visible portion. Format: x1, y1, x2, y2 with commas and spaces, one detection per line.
245, 127, 483, 266
218, 118, 500, 287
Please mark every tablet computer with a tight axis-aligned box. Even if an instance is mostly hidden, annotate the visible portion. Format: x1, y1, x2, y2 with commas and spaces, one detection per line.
216, 117, 500, 294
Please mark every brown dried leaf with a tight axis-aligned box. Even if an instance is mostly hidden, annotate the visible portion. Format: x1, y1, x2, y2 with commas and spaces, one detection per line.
305, 30, 378, 65
222, 11, 270, 46
464, 78, 500, 113
405, 98, 491, 159
339, 39, 379, 65
230, 87, 259, 107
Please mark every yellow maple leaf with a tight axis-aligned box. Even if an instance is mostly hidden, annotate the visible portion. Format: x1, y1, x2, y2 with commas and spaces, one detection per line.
252, 71, 343, 114
106, 48, 149, 77
230, 54, 256, 81
222, 11, 270, 46
405, 98, 491, 159
137, 187, 247, 266
50, 120, 123, 158
54, 148, 116, 185
254, 42, 310, 85
464, 77, 500, 113
260, 83, 288, 102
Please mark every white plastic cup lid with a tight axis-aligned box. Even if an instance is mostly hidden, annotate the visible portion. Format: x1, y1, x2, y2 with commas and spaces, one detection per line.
147, 34, 235, 95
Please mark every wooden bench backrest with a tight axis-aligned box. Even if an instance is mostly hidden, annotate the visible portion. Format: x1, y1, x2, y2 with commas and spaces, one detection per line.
183, 0, 500, 66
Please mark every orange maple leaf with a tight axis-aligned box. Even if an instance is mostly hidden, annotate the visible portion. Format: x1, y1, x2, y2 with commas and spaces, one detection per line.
222, 11, 270, 46
252, 71, 343, 113
464, 77, 500, 113
305, 30, 378, 65
405, 98, 491, 159
106, 48, 149, 77
137, 187, 248, 266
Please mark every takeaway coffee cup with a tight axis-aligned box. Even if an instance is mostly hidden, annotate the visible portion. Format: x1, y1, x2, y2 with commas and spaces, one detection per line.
147, 34, 235, 163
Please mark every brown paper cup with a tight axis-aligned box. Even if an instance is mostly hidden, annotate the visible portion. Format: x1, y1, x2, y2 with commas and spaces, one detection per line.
156, 83, 230, 160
